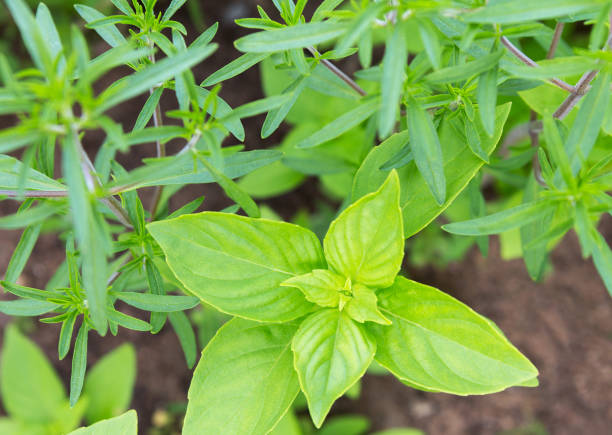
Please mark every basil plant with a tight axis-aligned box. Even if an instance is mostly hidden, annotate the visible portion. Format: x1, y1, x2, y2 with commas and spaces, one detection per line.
149, 171, 537, 432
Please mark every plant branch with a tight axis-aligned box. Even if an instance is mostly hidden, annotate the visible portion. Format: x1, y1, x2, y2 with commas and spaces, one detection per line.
546, 22, 565, 59
147, 46, 166, 219
306, 47, 367, 96
0, 190, 68, 198
552, 30, 612, 120
500, 36, 575, 93
73, 126, 133, 228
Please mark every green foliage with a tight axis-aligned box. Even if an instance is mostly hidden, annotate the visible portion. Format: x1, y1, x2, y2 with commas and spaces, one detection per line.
0, 325, 136, 434
154, 171, 538, 430
2, 0, 611, 431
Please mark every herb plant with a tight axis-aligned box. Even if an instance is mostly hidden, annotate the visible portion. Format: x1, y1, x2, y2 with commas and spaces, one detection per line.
1, 0, 611, 433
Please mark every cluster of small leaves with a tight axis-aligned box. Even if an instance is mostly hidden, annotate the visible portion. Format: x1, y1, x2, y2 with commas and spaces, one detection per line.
1, 0, 611, 433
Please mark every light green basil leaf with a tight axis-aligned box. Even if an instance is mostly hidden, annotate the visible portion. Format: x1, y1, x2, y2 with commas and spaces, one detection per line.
591, 231, 612, 297
324, 171, 403, 289
235, 22, 345, 53
345, 284, 390, 325
1, 325, 66, 423
183, 318, 299, 435
463, 0, 609, 24
292, 309, 376, 428
148, 212, 325, 322
353, 103, 512, 238
67, 410, 137, 435
82, 344, 136, 424
405, 97, 446, 205
443, 200, 558, 236
371, 277, 539, 394
282, 268, 344, 307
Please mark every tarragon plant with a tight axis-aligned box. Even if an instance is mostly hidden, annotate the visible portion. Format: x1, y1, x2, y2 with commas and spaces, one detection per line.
1, 0, 611, 433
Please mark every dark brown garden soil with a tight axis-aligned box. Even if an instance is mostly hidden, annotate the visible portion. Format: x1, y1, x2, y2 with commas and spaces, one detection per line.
1, 1, 612, 434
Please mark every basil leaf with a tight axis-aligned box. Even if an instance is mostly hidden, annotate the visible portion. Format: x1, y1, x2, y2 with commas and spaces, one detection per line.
353, 103, 511, 238
67, 410, 137, 435
324, 171, 403, 289
82, 344, 136, 424
292, 309, 376, 427
183, 318, 299, 434
282, 269, 344, 308
148, 212, 325, 322
371, 277, 539, 394
1, 325, 66, 423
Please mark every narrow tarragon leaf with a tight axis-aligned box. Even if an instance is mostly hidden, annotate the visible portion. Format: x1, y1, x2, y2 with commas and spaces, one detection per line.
463, 0, 609, 24
353, 103, 512, 238
1, 325, 66, 423
405, 97, 446, 205
292, 309, 376, 428
0, 299, 57, 316
477, 63, 498, 136
63, 133, 108, 335
335, 2, 386, 54
370, 277, 539, 394
74, 5, 126, 48
426, 50, 503, 84
443, 200, 558, 236
262, 76, 308, 138
297, 98, 380, 149
378, 23, 407, 138
235, 22, 346, 53
4, 223, 41, 283
106, 149, 282, 191
183, 318, 299, 435
58, 311, 78, 360
114, 292, 200, 312
168, 311, 197, 369
98, 44, 217, 112
202, 53, 271, 86
324, 171, 403, 289
70, 325, 89, 407
67, 410, 137, 435
148, 213, 325, 322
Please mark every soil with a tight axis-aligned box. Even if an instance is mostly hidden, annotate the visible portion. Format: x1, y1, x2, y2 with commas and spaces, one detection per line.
1, 1, 612, 434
